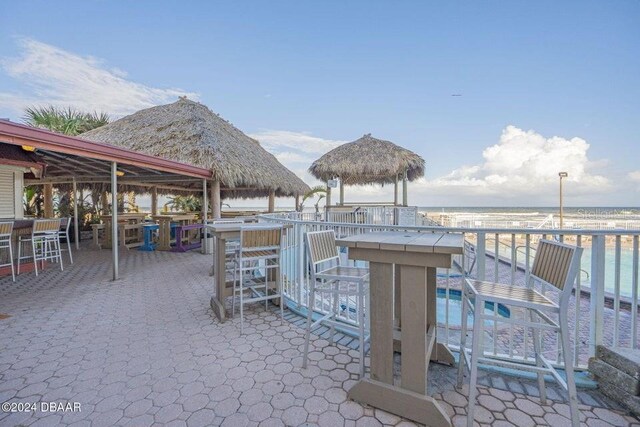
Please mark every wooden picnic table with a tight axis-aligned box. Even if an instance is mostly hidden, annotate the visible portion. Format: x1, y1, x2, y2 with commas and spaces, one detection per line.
102, 213, 147, 249
336, 231, 463, 427
152, 214, 198, 251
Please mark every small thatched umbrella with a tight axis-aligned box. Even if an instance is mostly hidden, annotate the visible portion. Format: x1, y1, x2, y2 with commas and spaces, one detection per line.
81, 98, 309, 216
309, 133, 425, 206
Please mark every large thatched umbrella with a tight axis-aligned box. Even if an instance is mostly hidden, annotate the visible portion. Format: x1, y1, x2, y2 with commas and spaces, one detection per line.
309, 133, 424, 206
81, 98, 309, 216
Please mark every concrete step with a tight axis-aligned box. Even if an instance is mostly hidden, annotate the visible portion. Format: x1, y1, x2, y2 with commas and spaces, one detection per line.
589, 358, 640, 395
597, 345, 640, 380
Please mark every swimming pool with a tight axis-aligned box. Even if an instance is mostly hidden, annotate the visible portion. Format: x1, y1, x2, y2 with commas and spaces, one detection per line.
436, 288, 510, 326
335, 287, 510, 327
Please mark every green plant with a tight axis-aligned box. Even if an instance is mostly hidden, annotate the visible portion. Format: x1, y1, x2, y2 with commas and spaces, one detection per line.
164, 195, 202, 212
298, 185, 327, 213
23, 186, 43, 216
23, 106, 109, 136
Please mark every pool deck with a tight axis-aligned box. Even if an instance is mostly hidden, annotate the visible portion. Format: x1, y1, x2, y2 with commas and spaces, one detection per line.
0, 245, 638, 426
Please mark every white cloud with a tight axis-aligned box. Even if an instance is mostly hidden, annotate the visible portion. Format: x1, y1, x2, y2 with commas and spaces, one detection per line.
419, 125, 611, 202
251, 129, 345, 157
249, 129, 346, 186
629, 171, 640, 182
0, 38, 198, 117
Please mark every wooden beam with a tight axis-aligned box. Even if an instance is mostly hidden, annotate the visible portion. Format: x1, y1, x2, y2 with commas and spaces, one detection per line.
43, 183, 53, 218
26, 178, 202, 194
339, 179, 344, 206
326, 182, 332, 209
211, 179, 221, 219
151, 187, 158, 216
268, 189, 275, 213
295, 194, 300, 212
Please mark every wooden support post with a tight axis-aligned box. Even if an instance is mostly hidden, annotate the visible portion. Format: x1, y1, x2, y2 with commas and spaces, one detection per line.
339, 179, 344, 206
268, 189, 275, 213
43, 183, 53, 217
101, 191, 109, 215
326, 182, 332, 209
151, 187, 158, 216
211, 179, 221, 219
402, 170, 408, 207
295, 195, 300, 212
394, 175, 399, 206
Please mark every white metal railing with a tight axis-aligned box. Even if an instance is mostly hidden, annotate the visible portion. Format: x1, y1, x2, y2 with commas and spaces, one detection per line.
259, 211, 640, 370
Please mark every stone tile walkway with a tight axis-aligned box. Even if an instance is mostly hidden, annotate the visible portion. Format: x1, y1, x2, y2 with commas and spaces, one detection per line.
0, 246, 638, 426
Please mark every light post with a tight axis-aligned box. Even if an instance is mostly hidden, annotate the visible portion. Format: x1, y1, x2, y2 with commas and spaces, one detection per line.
559, 172, 568, 229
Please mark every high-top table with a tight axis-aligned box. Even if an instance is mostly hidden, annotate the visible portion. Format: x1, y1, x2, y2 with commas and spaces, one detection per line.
205, 222, 258, 322
205, 222, 284, 322
336, 231, 463, 427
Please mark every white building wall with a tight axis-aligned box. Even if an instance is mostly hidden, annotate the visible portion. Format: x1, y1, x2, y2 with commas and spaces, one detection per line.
0, 165, 24, 219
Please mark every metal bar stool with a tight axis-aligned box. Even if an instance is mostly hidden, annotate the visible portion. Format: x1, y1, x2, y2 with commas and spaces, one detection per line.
303, 229, 370, 378
232, 225, 284, 333
17, 219, 64, 276
0, 222, 15, 282
58, 217, 73, 264
457, 239, 584, 427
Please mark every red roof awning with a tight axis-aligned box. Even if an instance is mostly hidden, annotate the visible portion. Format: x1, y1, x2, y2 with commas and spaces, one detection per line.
0, 120, 212, 179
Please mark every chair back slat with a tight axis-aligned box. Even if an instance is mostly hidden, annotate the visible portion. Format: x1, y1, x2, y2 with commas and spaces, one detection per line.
0, 222, 13, 237
33, 219, 62, 234
306, 230, 340, 265
240, 226, 282, 251
531, 239, 582, 291
59, 217, 71, 232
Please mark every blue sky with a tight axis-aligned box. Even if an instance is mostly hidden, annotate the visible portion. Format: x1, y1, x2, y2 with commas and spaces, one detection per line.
1, 1, 639, 206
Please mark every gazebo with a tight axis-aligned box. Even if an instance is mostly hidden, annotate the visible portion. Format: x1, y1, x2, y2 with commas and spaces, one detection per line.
309, 133, 425, 207
81, 98, 309, 217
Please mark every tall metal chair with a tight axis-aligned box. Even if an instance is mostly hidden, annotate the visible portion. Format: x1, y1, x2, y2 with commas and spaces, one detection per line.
232, 225, 284, 333
17, 219, 64, 276
0, 222, 15, 282
457, 239, 583, 427
58, 217, 73, 264
303, 230, 370, 377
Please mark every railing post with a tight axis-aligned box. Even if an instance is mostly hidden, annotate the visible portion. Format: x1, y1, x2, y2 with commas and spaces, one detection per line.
590, 234, 605, 357
476, 232, 486, 281
297, 224, 304, 309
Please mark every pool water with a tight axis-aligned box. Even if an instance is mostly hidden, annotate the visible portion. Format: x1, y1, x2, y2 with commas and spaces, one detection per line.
338, 288, 510, 326
436, 288, 510, 326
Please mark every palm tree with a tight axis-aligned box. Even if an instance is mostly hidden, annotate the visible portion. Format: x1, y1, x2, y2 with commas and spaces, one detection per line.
298, 185, 327, 213
23, 106, 110, 136
22, 105, 110, 222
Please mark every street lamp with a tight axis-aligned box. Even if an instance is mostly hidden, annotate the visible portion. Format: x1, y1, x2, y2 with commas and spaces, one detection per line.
559, 172, 568, 228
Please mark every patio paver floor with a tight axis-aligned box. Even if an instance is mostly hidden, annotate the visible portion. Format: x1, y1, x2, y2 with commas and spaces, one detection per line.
0, 245, 638, 426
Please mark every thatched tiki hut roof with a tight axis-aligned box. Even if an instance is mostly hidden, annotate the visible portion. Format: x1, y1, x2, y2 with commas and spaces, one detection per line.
309, 133, 424, 206
81, 98, 309, 216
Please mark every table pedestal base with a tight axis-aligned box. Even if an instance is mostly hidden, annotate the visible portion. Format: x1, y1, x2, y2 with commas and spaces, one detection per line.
348, 378, 451, 427
391, 329, 456, 365
210, 297, 227, 322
